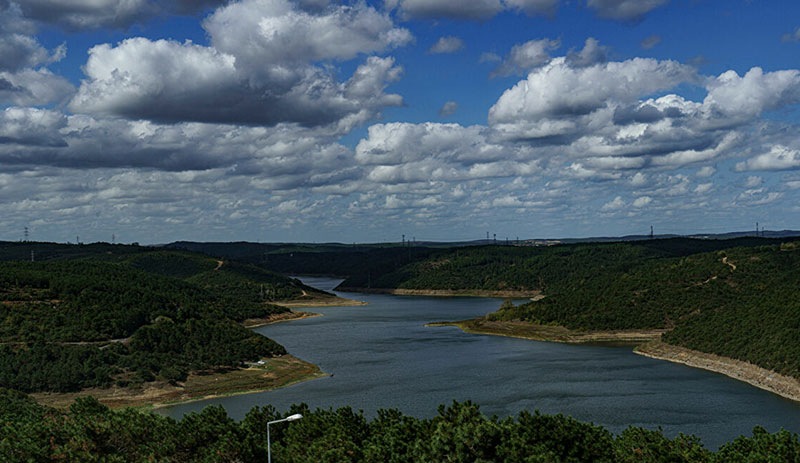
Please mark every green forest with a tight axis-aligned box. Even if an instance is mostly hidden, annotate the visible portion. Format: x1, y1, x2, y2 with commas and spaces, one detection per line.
0, 242, 327, 392
482, 240, 800, 380
1, 389, 797, 462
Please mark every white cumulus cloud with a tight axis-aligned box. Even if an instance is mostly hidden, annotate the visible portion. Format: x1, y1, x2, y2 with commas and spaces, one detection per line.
355, 122, 539, 186
206, 0, 411, 76
70, 0, 411, 129
704, 67, 800, 120
1, 68, 74, 106
0, 107, 67, 147
632, 196, 652, 208
602, 196, 626, 211
736, 145, 800, 171
0, 2, 72, 105
489, 56, 696, 139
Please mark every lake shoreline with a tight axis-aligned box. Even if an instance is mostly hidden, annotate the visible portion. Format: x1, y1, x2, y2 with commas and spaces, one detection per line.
243, 310, 322, 328
635, 341, 800, 403
273, 296, 367, 308
336, 287, 541, 298
436, 317, 800, 403
429, 318, 665, 344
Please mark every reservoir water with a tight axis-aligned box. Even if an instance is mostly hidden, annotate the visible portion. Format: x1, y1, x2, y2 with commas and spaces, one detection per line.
161, 277, 800, 449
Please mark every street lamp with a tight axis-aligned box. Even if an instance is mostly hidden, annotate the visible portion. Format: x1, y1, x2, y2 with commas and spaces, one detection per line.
267, 413, 303, 463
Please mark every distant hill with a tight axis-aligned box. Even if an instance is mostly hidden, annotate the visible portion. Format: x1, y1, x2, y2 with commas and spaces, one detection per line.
556, 229, 800, 243
165, 229, 800, 254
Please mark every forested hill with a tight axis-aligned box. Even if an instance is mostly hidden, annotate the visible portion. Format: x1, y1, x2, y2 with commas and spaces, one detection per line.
351, 237, 800, 381
0, 242, 328, 393
167, 240, 444, 278
169, 237, 787, 289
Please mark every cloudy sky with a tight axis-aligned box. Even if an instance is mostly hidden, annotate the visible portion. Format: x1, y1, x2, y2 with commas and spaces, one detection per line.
2, 0, 799, 244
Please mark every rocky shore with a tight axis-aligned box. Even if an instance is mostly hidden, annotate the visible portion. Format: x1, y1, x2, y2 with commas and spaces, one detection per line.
635, 341, 800, 403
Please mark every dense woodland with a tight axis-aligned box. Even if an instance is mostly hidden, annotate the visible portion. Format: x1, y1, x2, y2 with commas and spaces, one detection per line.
1, 389, 797, 462
483, 240, 800, 379
0, 242, 327, 392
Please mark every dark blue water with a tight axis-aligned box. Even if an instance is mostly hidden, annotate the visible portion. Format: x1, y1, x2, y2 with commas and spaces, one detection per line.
161, 277, 800, 449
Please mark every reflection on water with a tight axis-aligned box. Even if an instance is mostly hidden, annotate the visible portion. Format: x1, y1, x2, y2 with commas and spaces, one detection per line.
160, 278, 800, 450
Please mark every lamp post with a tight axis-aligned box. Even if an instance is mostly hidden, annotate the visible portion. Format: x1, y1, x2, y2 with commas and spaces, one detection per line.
267, 413, 303, 463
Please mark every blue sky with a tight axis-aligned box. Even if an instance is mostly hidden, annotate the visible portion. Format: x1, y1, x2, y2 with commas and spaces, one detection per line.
1, 0, 799, 244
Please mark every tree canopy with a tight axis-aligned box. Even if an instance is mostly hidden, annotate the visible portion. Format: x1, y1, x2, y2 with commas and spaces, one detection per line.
0, 391, 797, 462
0, 244, 319, 392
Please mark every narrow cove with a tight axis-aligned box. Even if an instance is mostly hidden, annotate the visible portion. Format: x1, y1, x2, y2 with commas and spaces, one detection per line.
159, 277, 800, 450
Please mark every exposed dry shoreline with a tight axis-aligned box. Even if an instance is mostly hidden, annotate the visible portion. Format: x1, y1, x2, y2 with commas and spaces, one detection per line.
337, 287, 541, 298
635, 341, 800, 403
273, 295, 367, 308
430, 318, 664, 344
31, 355, 328, 410
436, 317, 800, 403
243, 310, 322, 328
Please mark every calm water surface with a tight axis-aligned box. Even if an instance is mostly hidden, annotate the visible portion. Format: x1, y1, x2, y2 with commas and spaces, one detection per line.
161, 277, 800, 449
